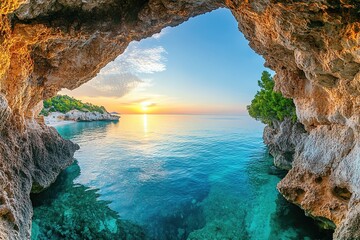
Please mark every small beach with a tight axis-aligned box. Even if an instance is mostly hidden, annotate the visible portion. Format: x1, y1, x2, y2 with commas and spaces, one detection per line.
44, 111, 74, 127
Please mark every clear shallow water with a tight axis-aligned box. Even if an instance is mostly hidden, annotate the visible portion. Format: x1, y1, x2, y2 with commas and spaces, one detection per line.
31, 115, 332, 239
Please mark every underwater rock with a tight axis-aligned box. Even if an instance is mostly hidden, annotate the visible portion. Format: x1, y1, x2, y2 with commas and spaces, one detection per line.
31, 162, 146, 240
187, 186, 250, 240
269, 193, 333, 240
267, 166, 287, 177
142, 197, 207, 240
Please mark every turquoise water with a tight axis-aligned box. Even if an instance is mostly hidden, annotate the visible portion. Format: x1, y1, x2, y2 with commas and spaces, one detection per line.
31, 115, 332, 239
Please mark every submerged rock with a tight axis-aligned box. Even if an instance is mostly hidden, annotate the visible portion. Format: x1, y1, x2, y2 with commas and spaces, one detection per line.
268, 166, 287, 177
269, 193, 333, 240
31, 162, 146, 240
187, 186, 250, 240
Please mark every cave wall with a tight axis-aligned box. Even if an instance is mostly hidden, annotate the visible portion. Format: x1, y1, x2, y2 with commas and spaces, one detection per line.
229, 2, 360, 238
1, 0, 360, 239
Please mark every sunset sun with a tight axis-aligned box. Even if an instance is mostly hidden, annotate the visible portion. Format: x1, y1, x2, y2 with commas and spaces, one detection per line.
4, 2, 346, 239
141, 101, 152, 112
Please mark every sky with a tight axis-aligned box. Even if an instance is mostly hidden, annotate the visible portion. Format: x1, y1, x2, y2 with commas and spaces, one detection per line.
61, 8, 272, 115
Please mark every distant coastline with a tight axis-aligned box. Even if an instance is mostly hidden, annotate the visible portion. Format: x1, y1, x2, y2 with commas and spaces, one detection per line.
41, 95, 120, 126
44, 110, 120, 127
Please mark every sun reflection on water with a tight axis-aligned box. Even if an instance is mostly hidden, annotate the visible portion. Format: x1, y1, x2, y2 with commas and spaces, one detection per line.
143, 114, 148, 134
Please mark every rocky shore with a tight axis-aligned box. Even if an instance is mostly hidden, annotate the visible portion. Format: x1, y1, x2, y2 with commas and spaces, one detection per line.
1, 0, 360, 239
0, 117, 79, 239
263, 119, 307, 170
44, 110, 120, 126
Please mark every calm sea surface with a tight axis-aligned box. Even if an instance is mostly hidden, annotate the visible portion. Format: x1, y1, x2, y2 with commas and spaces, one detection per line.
31, 115, 332, 240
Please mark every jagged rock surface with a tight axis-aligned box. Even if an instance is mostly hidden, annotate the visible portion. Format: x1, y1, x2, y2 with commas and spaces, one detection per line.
64, 110, 120, 122
1, 0, 360, 239
263, 118, 307, 170
0, 116, 79, 239
44, 110, 119, 125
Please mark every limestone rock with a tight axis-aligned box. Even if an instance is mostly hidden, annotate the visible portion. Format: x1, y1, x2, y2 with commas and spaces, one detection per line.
1, 0, 360, 239
44, 110, 119, 125
0, 120, 79, 240
64, 110, 119, 122
278, 124, 359, 236
263, 118, 307, 170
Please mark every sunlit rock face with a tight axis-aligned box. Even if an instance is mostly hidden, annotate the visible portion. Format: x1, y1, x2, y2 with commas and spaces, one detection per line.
0, 112, 79, 239
229, 2, 360, 239
1, 0, 360, 239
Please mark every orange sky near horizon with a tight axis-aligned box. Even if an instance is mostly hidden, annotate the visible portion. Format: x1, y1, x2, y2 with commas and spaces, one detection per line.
69, 96, 247, 115
59, 9, 269, 116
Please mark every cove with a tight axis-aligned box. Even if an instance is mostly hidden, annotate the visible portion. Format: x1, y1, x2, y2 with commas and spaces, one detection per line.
31, 115, 332, 239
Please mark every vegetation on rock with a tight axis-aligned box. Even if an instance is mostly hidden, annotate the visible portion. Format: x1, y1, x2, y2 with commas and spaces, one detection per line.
41, 95, 107, 116
247, 71, 297, 125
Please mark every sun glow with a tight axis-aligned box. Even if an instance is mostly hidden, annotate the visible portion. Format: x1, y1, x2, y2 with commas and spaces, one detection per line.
143, 114, 148, 133
141, 102, 152, 112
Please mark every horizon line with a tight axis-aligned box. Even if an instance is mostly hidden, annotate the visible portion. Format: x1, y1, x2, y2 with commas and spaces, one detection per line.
114, 112, 250, 116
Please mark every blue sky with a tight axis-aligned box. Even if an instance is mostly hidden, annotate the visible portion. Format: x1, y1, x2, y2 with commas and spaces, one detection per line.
62, 8, 272, 114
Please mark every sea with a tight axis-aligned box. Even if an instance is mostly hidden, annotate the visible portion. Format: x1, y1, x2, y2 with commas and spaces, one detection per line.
31, 114, 332, 240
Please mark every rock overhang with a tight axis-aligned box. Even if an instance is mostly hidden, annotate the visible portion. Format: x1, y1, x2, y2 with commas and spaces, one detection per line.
1, 0, 360, 239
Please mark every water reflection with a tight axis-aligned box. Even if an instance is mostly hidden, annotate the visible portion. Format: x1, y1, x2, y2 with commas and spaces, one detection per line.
54, 121, 117, 141
143, 114, 148, 134
32, 115, 333, 240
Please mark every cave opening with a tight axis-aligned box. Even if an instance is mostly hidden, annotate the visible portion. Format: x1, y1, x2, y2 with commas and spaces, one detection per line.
29, 8, 333, 240
3, 0, 360, 238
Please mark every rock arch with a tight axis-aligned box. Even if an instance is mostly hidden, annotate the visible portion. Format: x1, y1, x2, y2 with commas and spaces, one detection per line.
1, 0, 360, 239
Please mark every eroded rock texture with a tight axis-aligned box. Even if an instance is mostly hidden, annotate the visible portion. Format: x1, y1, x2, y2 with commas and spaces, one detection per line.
1, 0, 360, 239
263, 118, 307, 170
0, 106, 79, 239
229, 2, 360, 238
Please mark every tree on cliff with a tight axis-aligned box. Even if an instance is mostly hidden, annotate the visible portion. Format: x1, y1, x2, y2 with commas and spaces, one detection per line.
247, 71, 297, 125
41, 95, 107, 115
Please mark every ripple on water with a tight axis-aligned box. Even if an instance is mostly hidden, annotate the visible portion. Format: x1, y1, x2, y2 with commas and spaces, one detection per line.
31, 115, 333, 240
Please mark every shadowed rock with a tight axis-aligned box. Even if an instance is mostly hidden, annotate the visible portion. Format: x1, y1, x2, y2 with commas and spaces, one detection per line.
1, 0, 360, 239
263, 118, 307, 170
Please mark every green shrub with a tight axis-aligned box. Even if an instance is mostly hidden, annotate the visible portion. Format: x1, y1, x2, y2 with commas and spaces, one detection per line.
247, 71, 297, 125
41, 95, 107, 114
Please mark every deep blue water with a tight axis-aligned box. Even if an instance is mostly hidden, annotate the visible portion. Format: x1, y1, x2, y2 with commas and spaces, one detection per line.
31, 115, 332, 239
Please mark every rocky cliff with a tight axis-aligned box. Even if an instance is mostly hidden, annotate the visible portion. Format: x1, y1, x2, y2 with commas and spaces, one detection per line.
0, 113, 79, 239
64, 110, 120, 122
44, 110, 119, 125
263, 118, 307, 170
1, 0, 360, 239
